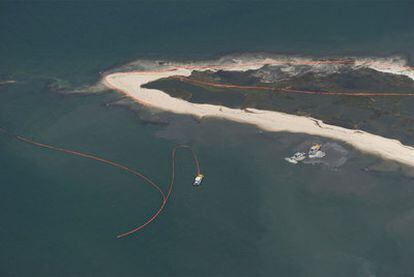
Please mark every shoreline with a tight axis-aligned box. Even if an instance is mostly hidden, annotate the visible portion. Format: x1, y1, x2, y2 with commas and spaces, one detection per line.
103, 60, 414, 167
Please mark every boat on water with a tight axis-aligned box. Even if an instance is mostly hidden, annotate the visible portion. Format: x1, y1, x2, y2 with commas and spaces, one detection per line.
285, 144, 326, 164
193, 174, 204, 186
308, 144, 326, 159
285, 152, 306, 164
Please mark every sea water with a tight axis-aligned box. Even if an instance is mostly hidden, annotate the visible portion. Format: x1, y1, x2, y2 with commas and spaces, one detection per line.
1, 1, 414, 276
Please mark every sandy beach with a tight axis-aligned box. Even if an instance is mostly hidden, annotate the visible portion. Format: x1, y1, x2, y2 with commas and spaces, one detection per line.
103, 61, 414, 167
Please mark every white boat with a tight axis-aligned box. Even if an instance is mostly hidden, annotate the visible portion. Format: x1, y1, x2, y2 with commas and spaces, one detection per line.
193, 174, 204, 186
285, 152, 306, 164
309, 151, 326, 159
308, 144, 326, 159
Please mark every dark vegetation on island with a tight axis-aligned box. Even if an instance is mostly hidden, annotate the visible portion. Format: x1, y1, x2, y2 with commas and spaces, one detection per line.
145, 66, 414, 145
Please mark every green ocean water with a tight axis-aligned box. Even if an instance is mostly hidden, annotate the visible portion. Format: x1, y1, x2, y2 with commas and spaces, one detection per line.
1, 1, 414, 276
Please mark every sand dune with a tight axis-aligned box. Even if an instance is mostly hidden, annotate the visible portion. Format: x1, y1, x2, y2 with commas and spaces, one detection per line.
103, 62, 414, 167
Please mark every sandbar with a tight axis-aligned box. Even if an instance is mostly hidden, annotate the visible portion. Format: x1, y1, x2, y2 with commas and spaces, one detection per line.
103, 61, 414, 167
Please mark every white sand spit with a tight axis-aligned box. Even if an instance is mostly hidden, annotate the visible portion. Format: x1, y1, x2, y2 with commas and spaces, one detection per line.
103, 63, 414, 167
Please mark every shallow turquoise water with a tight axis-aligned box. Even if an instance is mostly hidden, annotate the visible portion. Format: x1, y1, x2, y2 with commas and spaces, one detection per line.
1, 1, 414, 276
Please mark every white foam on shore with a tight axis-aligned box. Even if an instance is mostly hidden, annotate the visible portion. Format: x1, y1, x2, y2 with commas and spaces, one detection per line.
90, 54, 414, 93
102, 58, 414, 167
354, 56, 414, 81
